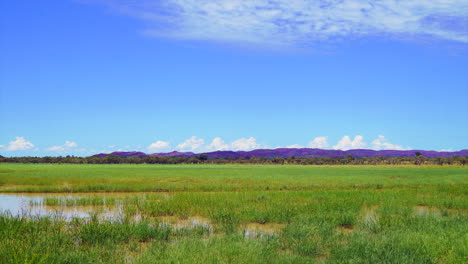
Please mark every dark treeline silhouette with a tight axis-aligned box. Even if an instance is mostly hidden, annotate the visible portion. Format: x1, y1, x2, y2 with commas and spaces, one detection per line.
1, 154, 467, 166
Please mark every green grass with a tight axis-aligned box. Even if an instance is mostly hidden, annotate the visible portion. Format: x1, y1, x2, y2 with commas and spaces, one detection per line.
0, 163, 467, 192
35, 197, 117, 206
0, 163, 467, 263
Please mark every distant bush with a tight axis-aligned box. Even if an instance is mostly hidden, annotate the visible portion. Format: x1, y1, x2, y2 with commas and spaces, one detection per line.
0, 154, 467, 166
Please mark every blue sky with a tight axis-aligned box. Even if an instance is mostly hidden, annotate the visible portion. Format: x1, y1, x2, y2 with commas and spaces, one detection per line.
1, 0, 467, 156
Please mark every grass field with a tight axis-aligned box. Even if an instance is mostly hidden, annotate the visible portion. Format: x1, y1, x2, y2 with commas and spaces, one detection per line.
1, 164, 467, 263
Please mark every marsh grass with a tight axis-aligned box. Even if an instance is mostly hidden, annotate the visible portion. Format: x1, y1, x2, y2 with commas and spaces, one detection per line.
33, 197, 117, 206
0, 164, 467, 263
1, 164, 467, 193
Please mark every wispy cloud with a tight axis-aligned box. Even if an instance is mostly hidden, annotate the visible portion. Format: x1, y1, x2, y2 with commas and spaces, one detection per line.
47, 141, 79, 152
439, 148, 453, 152
91, 0, 468, 45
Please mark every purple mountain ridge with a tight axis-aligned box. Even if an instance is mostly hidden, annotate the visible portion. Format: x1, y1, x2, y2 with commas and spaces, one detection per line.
93, 151, 147, 158
149, 151, 195, 157
92, 148, 468, 159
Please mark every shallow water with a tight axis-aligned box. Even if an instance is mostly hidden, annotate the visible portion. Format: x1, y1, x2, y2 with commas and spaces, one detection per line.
243, 223, 284, 238
0, 193, 120, 220
158, 216, 213, 231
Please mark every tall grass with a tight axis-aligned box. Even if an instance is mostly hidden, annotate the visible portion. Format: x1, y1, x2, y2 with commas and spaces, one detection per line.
37, 197, 117, 206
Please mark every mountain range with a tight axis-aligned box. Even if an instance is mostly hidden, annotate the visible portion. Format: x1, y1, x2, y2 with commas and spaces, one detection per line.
93, 148, 468, 159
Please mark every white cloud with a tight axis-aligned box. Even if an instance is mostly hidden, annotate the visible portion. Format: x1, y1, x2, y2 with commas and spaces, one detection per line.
64, 141, 78, 147
176, 136, 205, 152
206, 137, 229, 151
4, 137, 35, 151
371, 135, 407, 150
285, 144, 304, 148
147, 140, 171, 152
333, 135, 367, 150
307, 136, 329, 149
175, 136, 263, 152
47, 141, 78, 152
47, 146, 66, 152
108, 145, 117, 148
95, 0, 468, 46
439, 148, 453, 152
147, 135, 408, 153
230, 137, 261, 151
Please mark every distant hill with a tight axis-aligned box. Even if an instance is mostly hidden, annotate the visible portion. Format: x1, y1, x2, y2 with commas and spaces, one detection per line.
93, 148, 468, 159
149, 151, 195, 157
93, 151, 147, 158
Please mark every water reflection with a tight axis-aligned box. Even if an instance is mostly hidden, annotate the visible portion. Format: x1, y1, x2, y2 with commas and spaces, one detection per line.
0, 193, 120, 220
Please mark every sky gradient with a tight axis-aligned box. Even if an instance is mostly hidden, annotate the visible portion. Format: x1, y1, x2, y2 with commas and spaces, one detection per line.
1, 0, 467, 156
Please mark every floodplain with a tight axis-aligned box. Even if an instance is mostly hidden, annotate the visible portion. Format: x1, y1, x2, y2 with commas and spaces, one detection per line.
0, 164, 467, 263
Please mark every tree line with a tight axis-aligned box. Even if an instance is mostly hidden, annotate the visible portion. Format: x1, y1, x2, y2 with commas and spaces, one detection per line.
1, 154, 467, 165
